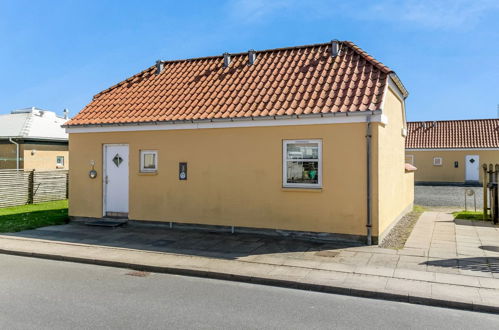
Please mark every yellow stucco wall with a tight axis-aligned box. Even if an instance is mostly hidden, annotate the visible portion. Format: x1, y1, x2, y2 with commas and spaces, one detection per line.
68, 91, 412, 240
22, 144, 69, 171
405, 150, 499, 183
376, 88, 414, 236
69, 123, 375, 236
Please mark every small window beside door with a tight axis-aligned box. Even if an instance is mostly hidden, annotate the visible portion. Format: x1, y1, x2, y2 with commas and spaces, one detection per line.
140, 150, 158, 173
56, 156, 65, 168
433, 157, 443, 166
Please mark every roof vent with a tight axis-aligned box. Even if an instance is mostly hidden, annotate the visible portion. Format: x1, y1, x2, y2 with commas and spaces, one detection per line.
331, 40, 341, 57
155, 60, 164, 75
63, 108, 69, 120
248, 49, 256, 65
223, 53, 231, 68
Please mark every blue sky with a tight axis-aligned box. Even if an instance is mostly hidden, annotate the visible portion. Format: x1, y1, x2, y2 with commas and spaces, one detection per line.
0, 0, 498, 121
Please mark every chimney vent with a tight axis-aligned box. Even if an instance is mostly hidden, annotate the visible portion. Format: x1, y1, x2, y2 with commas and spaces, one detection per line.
248, 49, 256, 65
63, 108, 69, 120
331, 39, 341, 57
223, 53, 231, 68
155, 60, 164, 75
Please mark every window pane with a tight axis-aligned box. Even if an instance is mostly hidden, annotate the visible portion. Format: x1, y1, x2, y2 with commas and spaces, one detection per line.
286, 143, 319, 160
286, 161, 319, 184
143, 153, 156, 169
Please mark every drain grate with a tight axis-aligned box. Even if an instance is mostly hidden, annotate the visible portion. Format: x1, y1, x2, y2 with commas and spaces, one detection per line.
314, 250, 339, 258
126, 271, 150, 277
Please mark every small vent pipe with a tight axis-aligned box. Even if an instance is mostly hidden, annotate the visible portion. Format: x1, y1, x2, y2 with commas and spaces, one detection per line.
223, 53, 231, 67
331, 39, 341, 57
155, 60, 164, 75
248, 50, 256, 65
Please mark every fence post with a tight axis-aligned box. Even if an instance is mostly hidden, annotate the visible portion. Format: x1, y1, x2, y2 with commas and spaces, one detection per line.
483, 164, 488, 220
66, 172, 69, 199
28, 169, 35, 204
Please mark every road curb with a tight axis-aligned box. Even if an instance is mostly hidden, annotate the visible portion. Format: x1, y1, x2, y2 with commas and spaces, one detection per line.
0, 247, 497, 314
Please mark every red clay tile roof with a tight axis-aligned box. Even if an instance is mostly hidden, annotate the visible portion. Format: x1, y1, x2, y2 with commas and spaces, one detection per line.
406, 119, 499, 149
66, 41, 403, 126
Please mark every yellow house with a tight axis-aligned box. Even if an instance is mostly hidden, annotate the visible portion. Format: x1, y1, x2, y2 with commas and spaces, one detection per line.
0, 107, 69, 171
64, 40, 413, 244
406, 119, 499, 185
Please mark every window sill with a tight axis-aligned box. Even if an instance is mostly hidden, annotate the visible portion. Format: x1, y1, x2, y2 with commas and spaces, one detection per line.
281, 187, 323, 193
138, 171, 158, 176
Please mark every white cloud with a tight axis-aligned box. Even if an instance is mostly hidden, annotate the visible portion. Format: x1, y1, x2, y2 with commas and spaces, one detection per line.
227, 0, 298, 23
226, 0, 499, 29
365, 0, 499, 29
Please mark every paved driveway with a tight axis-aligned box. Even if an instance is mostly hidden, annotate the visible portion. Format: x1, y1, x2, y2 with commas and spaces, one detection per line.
415, 185, 483, 209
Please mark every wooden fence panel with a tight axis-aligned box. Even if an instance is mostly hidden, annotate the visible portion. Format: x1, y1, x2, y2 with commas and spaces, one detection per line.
33, 171, 69, 203
0, 170, 30, 207
0, 169, 68, 207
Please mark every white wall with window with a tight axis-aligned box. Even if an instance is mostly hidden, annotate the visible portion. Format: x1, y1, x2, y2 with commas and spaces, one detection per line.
140, 150, 158, 172
283, 140, 322, 188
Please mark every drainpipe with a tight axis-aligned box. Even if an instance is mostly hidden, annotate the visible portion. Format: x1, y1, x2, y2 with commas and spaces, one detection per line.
8, 137, 20, 170
366, 116, 373, 245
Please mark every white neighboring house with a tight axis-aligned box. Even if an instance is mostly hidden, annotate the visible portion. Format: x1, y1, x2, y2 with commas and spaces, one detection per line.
0, 107, 69, 170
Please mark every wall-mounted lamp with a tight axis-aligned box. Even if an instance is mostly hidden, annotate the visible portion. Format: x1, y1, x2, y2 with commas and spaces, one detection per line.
31, 150, 36, 156
89, 160, 97, 179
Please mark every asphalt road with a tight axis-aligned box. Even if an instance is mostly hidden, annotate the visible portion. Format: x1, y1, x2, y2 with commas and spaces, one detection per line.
0, 255, 498, 329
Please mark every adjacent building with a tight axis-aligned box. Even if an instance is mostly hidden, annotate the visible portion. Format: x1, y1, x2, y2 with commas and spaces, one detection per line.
0, 107, 69, 170
64, 40, 413, 244
406, 119, 499, 185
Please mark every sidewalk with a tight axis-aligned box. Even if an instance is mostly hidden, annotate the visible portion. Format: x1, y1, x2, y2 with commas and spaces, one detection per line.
1, 211, 498, 313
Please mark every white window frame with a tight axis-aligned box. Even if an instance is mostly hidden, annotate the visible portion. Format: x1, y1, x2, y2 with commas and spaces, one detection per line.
282, 139, 322, 189
433, 157, 443, 166
140, 150, 158, 172
405, 155, 414, 165
56, 155, 65, 166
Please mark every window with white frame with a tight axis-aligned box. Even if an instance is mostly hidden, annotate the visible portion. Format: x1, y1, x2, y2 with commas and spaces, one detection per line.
433, 157, 443, 166
405, 155, 414, 165
283, 140, 322, 188
56, 156, 64, 167
140, 150, 158, 172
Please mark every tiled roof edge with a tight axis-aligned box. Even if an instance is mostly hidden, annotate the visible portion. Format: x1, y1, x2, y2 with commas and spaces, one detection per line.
408, 119, 499, 124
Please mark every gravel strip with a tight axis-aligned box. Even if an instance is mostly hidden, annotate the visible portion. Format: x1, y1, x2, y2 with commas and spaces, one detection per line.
415, 185, 483, 209
379, 208, 423, 249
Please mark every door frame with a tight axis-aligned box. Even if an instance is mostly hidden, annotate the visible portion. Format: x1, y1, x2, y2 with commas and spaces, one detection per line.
102, 144, 129, 217
465, 154, 480, 182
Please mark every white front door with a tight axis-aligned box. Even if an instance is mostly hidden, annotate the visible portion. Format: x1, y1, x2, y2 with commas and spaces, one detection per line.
104, 144, 129, 216
465, 155, 479, 182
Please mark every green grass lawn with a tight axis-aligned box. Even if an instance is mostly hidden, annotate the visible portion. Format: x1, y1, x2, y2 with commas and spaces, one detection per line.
452, 210, 488, 221
0, 200, 68, 233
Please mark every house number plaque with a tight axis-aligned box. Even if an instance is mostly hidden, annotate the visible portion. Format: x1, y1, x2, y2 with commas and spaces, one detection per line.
179, 162, 187, 180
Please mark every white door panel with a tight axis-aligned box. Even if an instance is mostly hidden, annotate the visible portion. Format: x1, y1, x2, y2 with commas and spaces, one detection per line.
104, 145, 129, 214
465, 155, 479, 182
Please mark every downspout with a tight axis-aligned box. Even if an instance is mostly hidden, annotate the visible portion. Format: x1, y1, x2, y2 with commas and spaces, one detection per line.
8, 138, 20, 170
366, 116, 373, 245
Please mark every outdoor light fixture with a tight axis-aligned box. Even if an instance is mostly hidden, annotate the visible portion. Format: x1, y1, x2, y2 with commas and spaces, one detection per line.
31, 150, 36, 156
89, 160, 97, 179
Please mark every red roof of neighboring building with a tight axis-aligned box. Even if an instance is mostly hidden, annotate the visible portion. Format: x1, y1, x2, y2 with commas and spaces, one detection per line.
66, 40, 406, 127
406, 119, 499, 149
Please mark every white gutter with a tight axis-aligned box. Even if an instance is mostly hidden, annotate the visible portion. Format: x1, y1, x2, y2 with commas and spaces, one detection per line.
64, 111, 389, 134
8, 137, 20, 170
